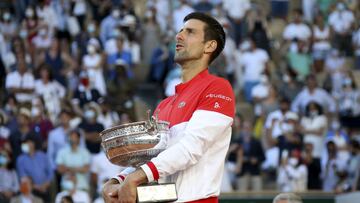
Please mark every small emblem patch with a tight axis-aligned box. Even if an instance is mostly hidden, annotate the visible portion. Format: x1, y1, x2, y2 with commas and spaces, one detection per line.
178, 101, 186, 108
214, 102, 220, 109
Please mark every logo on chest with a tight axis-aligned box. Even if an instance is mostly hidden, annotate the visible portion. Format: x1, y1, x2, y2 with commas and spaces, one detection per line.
178, 101, 186, 108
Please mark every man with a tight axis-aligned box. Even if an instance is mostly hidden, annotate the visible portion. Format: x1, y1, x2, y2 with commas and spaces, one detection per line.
10, 177, 43, 203
273, 193, 303, 203
16, 135, 53, 202
103, 12, 235, 202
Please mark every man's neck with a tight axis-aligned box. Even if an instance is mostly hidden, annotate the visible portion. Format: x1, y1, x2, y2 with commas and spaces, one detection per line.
180, 61, 207, 83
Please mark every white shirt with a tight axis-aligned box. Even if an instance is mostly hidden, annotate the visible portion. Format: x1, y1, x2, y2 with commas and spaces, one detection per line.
283, 23, 311, 41
301, 115, 327, 158
5, 71, 34, 102
328, 10, 354, 33
277, 164, 308, 192
312, 25, 331, 51
223, 0, 251, 19
265, 110, 290, 138
32, 35, 52, 49
291, 88, 336, 113
240, 49, 269, 82
90, 151, 124, 193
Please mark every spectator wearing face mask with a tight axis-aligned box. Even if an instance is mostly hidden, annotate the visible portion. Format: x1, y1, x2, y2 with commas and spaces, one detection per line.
100, 7, 121, 45
82, 43, 106, 96
0, 10, 17, 41
54, 173, 90, 203
300, 102, 328, 160
78, 105, 104, 155
72, 71, 101, 108
16, 135, 53, 202
10, 176, 43, 203
56, 130, 91, 191
277, 149, 308, 192
31, 25, 52, 52
328, 2, 355, 56
0, 150, 19, 203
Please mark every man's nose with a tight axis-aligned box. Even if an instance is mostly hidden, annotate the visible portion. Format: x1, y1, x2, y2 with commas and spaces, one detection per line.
176, 31, 183, 41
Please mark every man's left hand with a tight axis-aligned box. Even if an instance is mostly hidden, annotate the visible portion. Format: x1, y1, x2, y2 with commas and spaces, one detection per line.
109, 178, 138, 203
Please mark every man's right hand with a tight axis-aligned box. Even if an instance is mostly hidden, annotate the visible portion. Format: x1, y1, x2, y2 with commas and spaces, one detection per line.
102, 179, 122, 203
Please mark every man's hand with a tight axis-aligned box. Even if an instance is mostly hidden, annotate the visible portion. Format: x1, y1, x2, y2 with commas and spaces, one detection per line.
103, 169, 148, 203
103, 179, 122, 203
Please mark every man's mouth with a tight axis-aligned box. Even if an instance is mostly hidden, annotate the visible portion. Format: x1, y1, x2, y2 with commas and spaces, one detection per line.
176, 44, 184, 50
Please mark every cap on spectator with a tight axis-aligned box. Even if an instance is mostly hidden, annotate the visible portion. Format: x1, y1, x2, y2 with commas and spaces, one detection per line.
19, 108, 31, 119
285, 112, 298, 121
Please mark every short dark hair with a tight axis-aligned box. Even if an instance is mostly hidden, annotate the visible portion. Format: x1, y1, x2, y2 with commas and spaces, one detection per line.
183, 12, 225, 64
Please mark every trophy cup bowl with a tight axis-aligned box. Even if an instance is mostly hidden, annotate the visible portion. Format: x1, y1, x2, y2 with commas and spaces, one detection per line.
100, 118, 178, 202
99, 120, 170, 168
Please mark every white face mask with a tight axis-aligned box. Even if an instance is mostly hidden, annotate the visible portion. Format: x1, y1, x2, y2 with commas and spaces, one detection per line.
84, 110, 95, 120
288, 157, 299, 166
25, 9, 34, 18
3, 12, 10, 21
21, 143, 30, 154
61, 180, 75, 191
87, 45, 96, 54
112, 10, 120, 19
282, 123, 294, 133
87, 24, 95, 33
283, 74, 290, 83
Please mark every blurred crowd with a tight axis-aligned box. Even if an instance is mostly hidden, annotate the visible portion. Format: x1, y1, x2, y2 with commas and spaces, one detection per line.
0, 0, 360, 202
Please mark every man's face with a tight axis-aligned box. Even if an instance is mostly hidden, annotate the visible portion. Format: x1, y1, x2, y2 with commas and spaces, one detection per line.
175, 19, 207, 64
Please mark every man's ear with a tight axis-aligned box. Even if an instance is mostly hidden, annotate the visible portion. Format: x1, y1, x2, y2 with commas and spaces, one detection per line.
204, 40, 217, 54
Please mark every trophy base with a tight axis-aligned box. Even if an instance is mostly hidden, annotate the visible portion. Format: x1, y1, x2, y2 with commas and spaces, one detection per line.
137, 183, 177, 203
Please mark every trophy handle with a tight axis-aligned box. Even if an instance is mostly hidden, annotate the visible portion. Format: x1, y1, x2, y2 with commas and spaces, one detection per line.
146, 109, 159, 135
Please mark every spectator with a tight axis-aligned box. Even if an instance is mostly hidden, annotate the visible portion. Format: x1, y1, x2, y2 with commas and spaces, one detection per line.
82, 43, 106, 96
300, 102, 328, 159
353, 24, 360, 70
325, 119, 350, 162
328, 2, 355, 56
54, 173, 90, 203
222, 0, 251, 45
291, 74, 336, 114
338, 74, 360, 130
29, 101, 53, 150
302, 143, 322, 190
47, 110, 73, 171
239, 38, 269, 102
31, 25, 52, 52
321, 141, 345, 192
0, 149, 19, 203
141, 8, 161, 67
283, 9, 311, 47
287, 40, 312, 81
10, 176, 43, 203
97, 99, 120, 129
16, 135, 53, 202
90, 148, 124, 199
279, 69, 303, 102
78, 104, 104, 154
20, 6, 40, 45
336, 140, 360, 193
0, 110, 10, 151
277, 149, 308, 192
0, 10, 17, 41
324, 49, 345, 97
56, 130, 91, 191
5, 56, 34, 105
100, 7, 121, 45
235, 120, 265, 191
9, 108, 37, 161
311, 14, 331, 73
34, 64, 66, 123
72, 72, 101, 108
39, 38, 76, 87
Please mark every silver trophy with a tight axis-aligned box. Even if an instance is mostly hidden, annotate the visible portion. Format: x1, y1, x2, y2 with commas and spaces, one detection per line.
99, 112, 177, 202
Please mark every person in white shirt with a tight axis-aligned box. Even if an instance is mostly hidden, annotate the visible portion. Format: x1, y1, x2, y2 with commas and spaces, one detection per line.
283, 9, 311, 49
34, 65, 65, 124
300, 102, 328, 159
312, 14, 331, 73
222, 0, 251, 45
54, 173, 90, 203
5, 56, 34, 104
239, 38, 269, 102
291, 74, 336, 114
277, 150, 308, 192
328, 2, 355, 56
